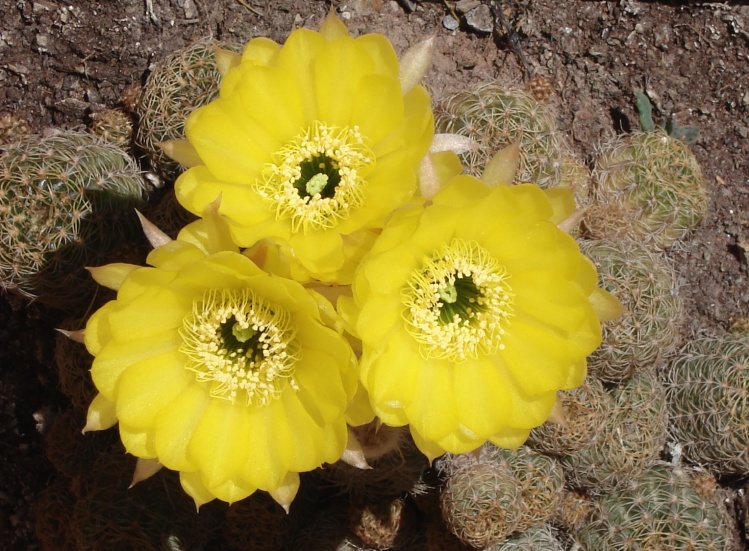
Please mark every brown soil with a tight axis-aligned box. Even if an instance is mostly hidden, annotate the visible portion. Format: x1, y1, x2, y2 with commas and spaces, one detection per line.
2, 0, 748, 549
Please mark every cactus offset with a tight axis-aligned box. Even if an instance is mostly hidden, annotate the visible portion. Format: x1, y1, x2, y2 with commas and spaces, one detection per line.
0, 131, 146, 309
434, 83, 590, 206
562, 372, 668, 493
587, 129, 707, 250
575, 463, 737, 550
579, 238, 684, 382
666, 333, 749, 475
135, 38, 238, 180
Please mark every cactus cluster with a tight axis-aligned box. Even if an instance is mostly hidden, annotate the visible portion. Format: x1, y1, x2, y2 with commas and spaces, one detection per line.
561, 372, 669, 493
575, 463, 735, 551
666, 333, 749, 475
436, 444, 565, 547
0, 130, 146, 309
135, 38, 237, 180
579, 237, 684, 382
434, 83, 591, 206
586, 129, 707, 250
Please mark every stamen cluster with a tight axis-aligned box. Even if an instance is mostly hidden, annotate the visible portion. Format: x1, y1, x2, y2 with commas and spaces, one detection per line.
402, 239, 514, 361
180, 288, 300, 405
257, 122, 375, 232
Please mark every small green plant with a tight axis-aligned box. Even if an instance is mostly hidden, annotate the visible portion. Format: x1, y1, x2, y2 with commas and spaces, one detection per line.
575, 463, 736, 550
579, 237, 684, 382
634, 90, 700, 145
0, 131, 146, 309
434, 83, 590, 205
135, 37, 238, 180
666, 333, 749, 475
89, 108, 134, 150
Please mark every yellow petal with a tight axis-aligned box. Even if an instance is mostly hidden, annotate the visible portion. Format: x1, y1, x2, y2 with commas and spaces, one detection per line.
589, 287, 625, 322
115, 349, 192, 430
398, 36, 435, 93
481, 140, 520, 186
294, 349, 348, 426
87, 263, 139, 291
356, 34, 399, 79
314, 37, 375, 127
242, 399, 292, 490
268, 472, 300, 513
119, 420, 157, 458
488, 428, 532, 450
405, 358, 459, 442
153, 383, 210, 472
188, 400, 252, 491
214, 46, 241, 78
83, 392, 118, 433
158, 139, 203, 168
350, 74, 404, 145
319, 11, 350, 41
91, 330, 182, 399
453, 358, 512, 438
180, 470, 217, 509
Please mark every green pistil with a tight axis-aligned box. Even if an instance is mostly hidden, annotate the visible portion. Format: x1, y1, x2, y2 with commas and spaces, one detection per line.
293, 154, 341, 199
220, 316, 260, 359
438, 275, 483, 324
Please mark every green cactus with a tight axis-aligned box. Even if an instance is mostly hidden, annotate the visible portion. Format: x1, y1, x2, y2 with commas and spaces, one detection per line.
135, 37, 238, 181
90, 108, 134, 150
575, 463, 737, 551
485, 524, 564, 551
562, 372, 668, 494
578, 238, 684, 382
348, 495, 418, 550
434, 83, 590, 206
527, 377, 613, 456
666, 333, 749, 475
437, 444, 564, 547
0, 131, 146, 309
586, 129, 707, 250
438, 459, 521, 548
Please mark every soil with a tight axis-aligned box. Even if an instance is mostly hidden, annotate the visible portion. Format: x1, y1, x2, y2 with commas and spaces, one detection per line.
1, 0, 749, 549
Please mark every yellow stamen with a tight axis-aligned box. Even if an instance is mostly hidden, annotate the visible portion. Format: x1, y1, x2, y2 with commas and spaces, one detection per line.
402, 239, 514, 361
256, 122, 375, 232
179, 289, 300, 405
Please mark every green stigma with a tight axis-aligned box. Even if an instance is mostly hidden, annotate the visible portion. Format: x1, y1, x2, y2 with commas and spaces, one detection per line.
231, 322, 255, 344
306, 173, 329, 196
438, 284, 458, 304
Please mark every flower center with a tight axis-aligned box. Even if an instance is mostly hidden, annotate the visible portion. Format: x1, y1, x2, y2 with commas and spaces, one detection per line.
179, 289, 300, 406
256, 122, 375, 233
402, 239, 514, 361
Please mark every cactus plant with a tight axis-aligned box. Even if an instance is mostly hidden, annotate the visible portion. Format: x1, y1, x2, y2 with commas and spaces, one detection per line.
0, 131, 146, 309
439, 459, 521, 548
485, 524, 564, 551
575, 463, 736, 551
562, 372, 668, 493
437, 444, 565, 547
586, 129, 707, 250
135, 37, 238, 180
527, 377, 613, 456
434, 83, 590, 206
578, 238, 684, 382
666, 333, 749, 475
89, 108, 134, 150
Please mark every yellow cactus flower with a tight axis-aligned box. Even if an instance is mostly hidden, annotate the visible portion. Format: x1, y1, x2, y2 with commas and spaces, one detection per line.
175, 13, 434, 282
82, 211, 360, 506
341, 175, 620, 460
